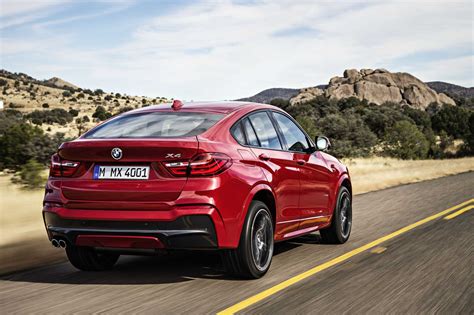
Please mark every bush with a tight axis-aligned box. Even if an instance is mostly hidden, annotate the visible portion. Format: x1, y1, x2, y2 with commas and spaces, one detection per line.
62, 90, 72, 97
69, 109, 79, 116
94, 89, 104, 95
42, 103, 49, 108
0, 123, 67, 170
319, 113, 377, 158
117, 106, 134, 115
11, 159, 45, 189
382, 120, 429, 159
104, 95, 113, 101
0, 78, 7, 86
27, 109, 73, 125
431, 105, 469, 139
92, 105, 112, 121
77, 93, 85, 98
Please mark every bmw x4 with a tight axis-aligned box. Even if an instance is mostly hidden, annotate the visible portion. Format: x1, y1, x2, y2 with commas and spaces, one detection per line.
43, 101, 352, 278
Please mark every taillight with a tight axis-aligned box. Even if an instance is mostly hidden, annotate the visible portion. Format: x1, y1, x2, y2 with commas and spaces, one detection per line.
164, 153, 232, 177
50, 153, 81, 177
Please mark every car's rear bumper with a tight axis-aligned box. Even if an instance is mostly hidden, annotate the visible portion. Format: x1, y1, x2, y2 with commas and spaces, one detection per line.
43, 206, 221, 250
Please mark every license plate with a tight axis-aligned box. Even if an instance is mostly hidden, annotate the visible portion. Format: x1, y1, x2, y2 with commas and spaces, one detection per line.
93, 165, 150, 180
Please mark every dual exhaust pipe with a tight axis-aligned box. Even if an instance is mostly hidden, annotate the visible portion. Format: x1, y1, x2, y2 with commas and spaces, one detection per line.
51, 238, 67, 248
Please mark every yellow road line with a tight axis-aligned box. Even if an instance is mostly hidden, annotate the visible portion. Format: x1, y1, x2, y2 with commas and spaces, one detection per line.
217, 198, 474, 315
370, 246, 387, 254
444, 205, 474, 220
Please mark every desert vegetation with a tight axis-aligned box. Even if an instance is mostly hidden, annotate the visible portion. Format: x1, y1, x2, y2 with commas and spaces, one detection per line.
271, 96, 474, 160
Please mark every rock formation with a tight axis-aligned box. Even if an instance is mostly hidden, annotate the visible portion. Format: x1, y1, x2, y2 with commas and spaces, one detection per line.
290, 69, 456, 108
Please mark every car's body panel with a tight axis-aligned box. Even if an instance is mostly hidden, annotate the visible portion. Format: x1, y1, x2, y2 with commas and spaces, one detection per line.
43, 101, 350, 251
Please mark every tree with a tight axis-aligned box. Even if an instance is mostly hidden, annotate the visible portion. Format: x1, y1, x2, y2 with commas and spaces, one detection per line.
94, 89, 104, 95
382, 120, 429, 159
0, 123, 66, 169
319, 113, 377, 158
431, 105, 469, 139
11, 159, 45, 189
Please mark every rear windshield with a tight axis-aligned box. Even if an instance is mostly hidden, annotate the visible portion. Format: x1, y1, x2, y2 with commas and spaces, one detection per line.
84, 112, 224, 139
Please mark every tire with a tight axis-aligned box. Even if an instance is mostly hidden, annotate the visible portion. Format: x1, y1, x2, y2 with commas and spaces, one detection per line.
222, 200, 274, 279
66, 245, 120, 271
320, 186, 352, 244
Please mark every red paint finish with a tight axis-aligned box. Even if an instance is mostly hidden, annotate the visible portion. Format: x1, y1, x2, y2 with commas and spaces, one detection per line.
43, 101, 350, 250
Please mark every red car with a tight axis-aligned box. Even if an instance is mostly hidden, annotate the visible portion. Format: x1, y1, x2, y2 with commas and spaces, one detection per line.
43, 101, 352, 278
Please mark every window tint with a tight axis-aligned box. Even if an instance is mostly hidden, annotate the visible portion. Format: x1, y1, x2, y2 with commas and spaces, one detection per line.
248, 112, 282, 150
231, 122, 245, 145
273, 112, 310, 152
243, 118, 259, 146
84, 112, 224, 138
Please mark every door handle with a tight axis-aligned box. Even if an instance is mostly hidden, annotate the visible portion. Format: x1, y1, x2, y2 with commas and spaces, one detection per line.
296, 159, 306, 165
259, 153, 271, 161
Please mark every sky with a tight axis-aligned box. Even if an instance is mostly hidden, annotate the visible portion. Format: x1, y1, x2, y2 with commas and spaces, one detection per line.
0, 0, 472, 100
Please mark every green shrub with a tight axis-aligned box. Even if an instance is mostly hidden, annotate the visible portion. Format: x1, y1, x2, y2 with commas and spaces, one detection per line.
69, 109, 79, 117
431, 105, 469, 139
382, 120, 430, 159
11, 159, 45, 189
0, 78, 7, 86
92, 105, 112, 121
42, 103, 49, 108
62, 90, 72, 97
27, 109, 73, 126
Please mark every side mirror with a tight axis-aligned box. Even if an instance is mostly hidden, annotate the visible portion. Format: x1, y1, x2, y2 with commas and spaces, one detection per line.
315, 136, 331, 151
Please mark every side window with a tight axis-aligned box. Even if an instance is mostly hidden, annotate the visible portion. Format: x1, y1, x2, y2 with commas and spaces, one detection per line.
248, 112, 282, 150
243, 118, 259, 146
273, 112, 310, 152
230, 122, 245, 145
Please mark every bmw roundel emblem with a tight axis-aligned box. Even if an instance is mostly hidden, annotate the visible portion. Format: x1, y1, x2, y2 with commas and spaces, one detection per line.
111, 147, 123, 160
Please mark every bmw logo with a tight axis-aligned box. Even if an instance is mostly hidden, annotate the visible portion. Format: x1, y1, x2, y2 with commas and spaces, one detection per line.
111, 147, 123, 160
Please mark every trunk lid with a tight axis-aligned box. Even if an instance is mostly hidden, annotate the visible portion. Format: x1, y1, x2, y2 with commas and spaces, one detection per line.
57, 138, 198, 209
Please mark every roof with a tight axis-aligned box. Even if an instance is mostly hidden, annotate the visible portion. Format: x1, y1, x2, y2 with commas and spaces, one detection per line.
128, 101, 270, 115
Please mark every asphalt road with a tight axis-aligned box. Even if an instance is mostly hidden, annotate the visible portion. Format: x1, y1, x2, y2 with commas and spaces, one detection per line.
1, 172, 473, 314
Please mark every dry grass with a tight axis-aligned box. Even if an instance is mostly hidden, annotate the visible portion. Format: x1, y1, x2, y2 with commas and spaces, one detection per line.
343, 157, 474, 195
1, 157, 473, 274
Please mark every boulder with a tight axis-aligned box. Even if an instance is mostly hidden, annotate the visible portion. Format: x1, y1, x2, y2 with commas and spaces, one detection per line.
437, 93, 456, 105
325, 84, 355, 100
355, 81, 402, 104
360, 68, 375, 76
290, 87, 324, 105
343, 69, 362, 83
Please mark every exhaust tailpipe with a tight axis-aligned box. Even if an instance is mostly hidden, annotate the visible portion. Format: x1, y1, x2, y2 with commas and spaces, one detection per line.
51, 239, 60, 248
58, 239, 67, 248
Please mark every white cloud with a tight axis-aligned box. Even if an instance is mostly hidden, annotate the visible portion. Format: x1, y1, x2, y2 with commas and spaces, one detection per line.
1, 0, 472, 99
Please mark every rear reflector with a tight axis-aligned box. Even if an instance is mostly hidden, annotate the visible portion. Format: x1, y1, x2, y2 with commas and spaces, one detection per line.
50, 153, 82, 177
164, 153, 231, 177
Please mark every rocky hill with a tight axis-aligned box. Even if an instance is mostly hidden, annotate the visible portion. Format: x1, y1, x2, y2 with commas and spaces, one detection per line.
237, 86, 325, 104
0, 69, 170, 137
238, 70, 468, 109
426, 81, 474, 99
290, 69, 455, 108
